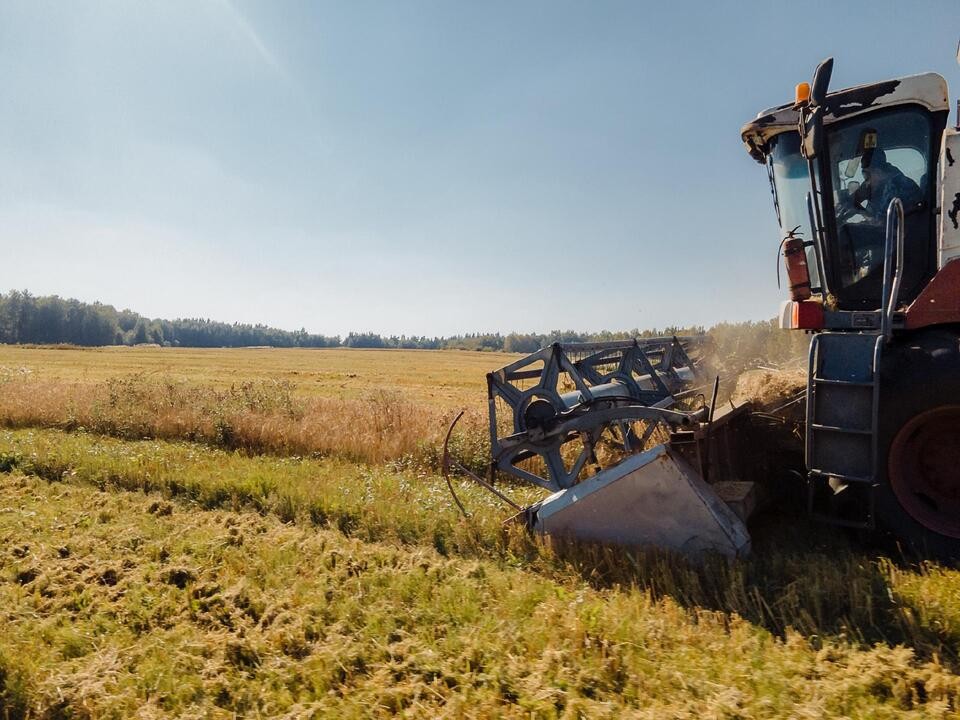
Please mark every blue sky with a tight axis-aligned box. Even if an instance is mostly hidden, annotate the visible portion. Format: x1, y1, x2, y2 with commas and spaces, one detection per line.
2, 1, 958, 336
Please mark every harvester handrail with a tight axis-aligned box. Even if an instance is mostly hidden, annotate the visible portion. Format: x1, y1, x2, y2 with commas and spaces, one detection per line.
881, 197, 905, 342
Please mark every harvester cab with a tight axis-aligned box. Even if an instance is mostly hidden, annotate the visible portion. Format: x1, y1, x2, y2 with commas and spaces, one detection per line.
742, 57, 960, 557
742, 59, 952, 320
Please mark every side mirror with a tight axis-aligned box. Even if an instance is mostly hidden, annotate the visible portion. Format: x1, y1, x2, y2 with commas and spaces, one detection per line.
800, 57, 834, 159
811, 57, 834, 105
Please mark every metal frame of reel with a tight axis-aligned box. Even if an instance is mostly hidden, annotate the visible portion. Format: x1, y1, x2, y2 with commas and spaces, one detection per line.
485, 338, 706, 492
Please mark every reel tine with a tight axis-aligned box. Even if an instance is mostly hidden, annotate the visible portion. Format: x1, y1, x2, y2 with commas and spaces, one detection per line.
442, 410, 470, 518
442, 409, 465, 478
442, 409, 523, 515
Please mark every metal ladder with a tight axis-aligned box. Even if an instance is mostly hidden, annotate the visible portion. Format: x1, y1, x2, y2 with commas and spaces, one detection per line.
806, 331, 884, 529
805, 198, 905, 529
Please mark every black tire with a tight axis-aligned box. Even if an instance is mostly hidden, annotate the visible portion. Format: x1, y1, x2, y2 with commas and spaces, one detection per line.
875, 329, 960, 560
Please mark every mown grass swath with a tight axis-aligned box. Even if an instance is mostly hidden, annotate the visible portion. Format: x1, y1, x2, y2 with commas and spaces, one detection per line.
2, 428, 960, 657
3, 473, 960, 717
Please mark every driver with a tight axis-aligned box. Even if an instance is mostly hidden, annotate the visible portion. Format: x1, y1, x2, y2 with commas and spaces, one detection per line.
849, 147, 922, 222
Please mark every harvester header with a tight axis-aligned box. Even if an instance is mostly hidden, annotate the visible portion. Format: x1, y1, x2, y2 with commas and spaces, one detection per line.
445, 337, 760, 558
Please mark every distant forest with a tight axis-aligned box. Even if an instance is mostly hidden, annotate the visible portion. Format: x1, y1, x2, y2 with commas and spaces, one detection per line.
0, 291, 808, 364
0, 291, 339, 348
0, 291, 704, 350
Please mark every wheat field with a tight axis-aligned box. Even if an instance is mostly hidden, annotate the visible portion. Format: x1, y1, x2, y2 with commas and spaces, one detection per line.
1, 345, 960, 718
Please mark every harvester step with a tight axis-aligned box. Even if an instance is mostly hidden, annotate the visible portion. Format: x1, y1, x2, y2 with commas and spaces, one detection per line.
812, 378, 874, 387
810, 423, 872, 435
808, 469, 875, 485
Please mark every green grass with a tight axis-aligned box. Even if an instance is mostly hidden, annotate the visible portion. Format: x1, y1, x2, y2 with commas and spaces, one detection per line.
3, 473, 960, 718
2, 428, 960, 706
0, 428, 526, 557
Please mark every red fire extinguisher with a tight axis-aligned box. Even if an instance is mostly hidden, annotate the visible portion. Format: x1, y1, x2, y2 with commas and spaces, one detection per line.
779, 227, 811, 301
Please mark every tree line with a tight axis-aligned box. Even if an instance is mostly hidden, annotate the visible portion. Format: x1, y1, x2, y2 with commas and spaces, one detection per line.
0, 291, 711, 350
343, 327, 708, 352
0, 291, 808, 366
0, 291, 339, 348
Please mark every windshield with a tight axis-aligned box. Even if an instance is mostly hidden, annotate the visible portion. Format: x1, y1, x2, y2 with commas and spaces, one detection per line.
827, 108, 932, 294
768, 131, 821, 291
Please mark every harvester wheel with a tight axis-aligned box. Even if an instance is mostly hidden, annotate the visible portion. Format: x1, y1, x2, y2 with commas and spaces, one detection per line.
876, 330, 960, 560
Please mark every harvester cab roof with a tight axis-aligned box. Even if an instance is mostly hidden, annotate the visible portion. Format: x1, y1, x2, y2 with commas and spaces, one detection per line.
741, 72, 949, 163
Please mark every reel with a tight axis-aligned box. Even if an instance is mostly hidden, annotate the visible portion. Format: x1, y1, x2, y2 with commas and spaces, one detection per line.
486, 338, 707, 492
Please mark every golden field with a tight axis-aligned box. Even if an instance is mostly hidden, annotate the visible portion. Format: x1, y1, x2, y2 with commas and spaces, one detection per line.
0, 345, 510, 469
1, 344, 960, 718
0, 345, 513, 406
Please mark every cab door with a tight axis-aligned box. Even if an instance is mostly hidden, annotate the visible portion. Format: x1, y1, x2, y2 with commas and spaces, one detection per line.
823, 106, 946, 310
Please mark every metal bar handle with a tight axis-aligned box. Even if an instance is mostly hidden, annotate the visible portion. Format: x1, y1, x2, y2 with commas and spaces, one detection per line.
880, 197, 904, 342
806, 190, 827, 294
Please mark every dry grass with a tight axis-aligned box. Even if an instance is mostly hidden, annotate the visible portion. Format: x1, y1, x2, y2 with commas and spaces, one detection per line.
0, 345, 512, 406
0, 372, 490, 472
0, 345, 506, 472
0, 428, 535, 559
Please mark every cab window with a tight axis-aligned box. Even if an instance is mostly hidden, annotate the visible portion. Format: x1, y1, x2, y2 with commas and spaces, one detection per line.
825, 107, 934, 307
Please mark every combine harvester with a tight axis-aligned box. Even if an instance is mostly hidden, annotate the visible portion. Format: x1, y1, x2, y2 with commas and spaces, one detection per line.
446, 51, 960, 559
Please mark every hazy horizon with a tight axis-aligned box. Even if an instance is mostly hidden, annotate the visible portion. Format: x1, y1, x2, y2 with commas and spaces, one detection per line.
4, 1, 958, 337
